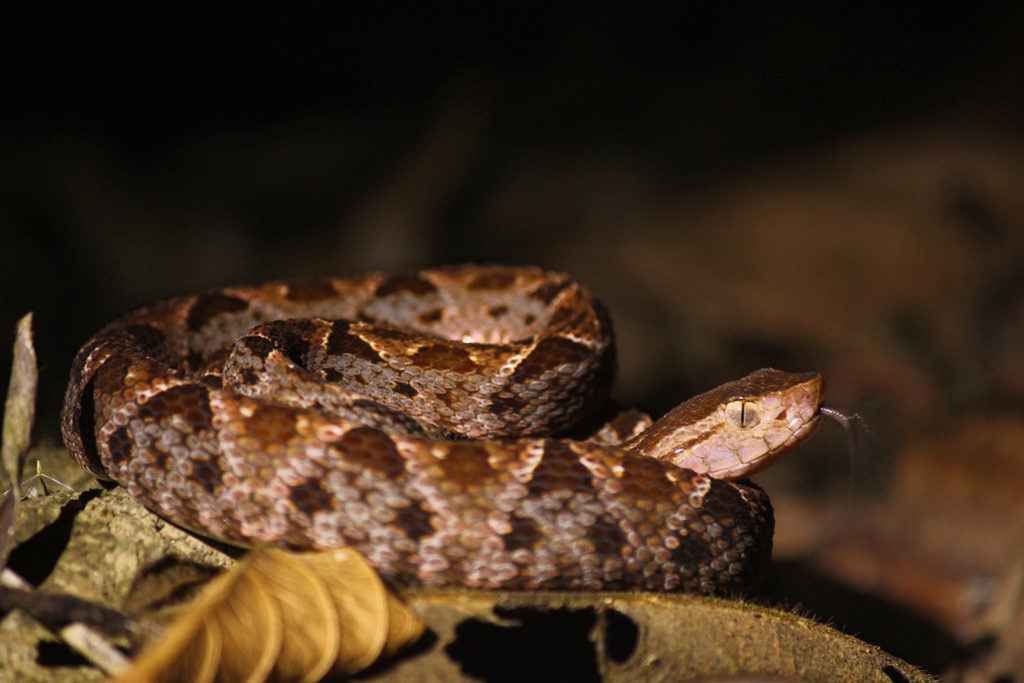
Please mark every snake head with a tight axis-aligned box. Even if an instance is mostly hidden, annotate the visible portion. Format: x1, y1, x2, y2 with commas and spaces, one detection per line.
627, 368, 824, 480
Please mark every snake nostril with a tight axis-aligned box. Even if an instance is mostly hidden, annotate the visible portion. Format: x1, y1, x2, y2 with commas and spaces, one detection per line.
775, 409, 788, 420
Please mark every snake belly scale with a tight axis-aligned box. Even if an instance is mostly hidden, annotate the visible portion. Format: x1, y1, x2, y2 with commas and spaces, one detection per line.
61, 265, 823, 594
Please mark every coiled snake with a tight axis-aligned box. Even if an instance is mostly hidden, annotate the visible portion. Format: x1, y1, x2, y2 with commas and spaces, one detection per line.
61, 265, 823, 594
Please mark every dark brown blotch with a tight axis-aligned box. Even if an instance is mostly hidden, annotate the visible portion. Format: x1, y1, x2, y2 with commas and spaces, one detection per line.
254, 320, 324, 364
409, 343, 480, 373
199, 374, 223, 389
547, 303, 589, 332
417, 308, 443, 324
288, 480, 337, 512
136, 384, 214, 427
502, 514, 545, 552
106, 425, 135, 467
487, 304, 509, 318
375, 273, 437, 296
393, 502, 434, 543
509, 336, 592, 384
392, 381, 417, 398
338, 427, 407, 478
529, 280, 569, 304
236, 405, 302, 444
185, 293, 248, 332
365, 327, 423, 344
89, 351, 136, 396
239, 334, 276, 359
587, 513, 630, 557
524, 441, 593, 499
326, 321, 380, 363
468, 270, 516, 290
123, 323, 166, 351
190, 457, 225, 493
488, 391, 526, 415
431, 443, 493, 486
284, 279, 338, 302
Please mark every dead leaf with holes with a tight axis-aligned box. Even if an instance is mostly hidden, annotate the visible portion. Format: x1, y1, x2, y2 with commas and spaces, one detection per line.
114, 546, 425, 682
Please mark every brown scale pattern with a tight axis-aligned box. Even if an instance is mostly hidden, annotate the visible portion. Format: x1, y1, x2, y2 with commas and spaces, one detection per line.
61, 265, 822, 594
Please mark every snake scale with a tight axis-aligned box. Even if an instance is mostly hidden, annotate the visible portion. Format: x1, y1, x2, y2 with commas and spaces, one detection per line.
61, 265, 823, 594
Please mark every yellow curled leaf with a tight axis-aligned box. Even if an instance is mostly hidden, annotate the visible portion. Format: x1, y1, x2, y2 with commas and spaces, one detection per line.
115, 547, 425, 682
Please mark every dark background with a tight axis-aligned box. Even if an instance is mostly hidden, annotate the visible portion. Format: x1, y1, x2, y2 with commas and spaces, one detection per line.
5, 5, 1021, 422
4, 5, 1024, 678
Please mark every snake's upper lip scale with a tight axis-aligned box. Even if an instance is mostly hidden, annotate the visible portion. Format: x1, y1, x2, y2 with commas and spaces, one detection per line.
790, 411, 823, 446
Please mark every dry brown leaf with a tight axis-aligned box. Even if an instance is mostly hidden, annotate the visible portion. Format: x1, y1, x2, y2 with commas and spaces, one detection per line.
2, 313, 37, 490
1, 313, 37, 566
296, 548, 389, 673
250, 547, 338, 681
379, 590, 938, 682
383, 586, 431, 660
115, 547, 425, 682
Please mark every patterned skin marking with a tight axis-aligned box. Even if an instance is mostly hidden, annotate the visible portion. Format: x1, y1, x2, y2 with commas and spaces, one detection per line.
326, 321, 380, 362
374, 273, 437, 296
409, 344, 481, 372
185, 293, 249, 331
122, 323, 166, 350
284, 279, 338, 302
529, 280, 570, 304
468, 270, 518, 290
61, 265, 824, 594
392, 381, 417, 398
417, 308, 444, 324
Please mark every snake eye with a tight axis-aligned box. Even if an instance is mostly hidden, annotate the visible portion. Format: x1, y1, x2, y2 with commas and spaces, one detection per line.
724, 400, 760, 429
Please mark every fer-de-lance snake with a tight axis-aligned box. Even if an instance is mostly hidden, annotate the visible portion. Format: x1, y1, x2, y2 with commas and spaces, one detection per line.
61, 265, 824, 594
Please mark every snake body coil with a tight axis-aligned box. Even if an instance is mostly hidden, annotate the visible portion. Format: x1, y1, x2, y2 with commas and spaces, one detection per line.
61, 265, 823, 594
